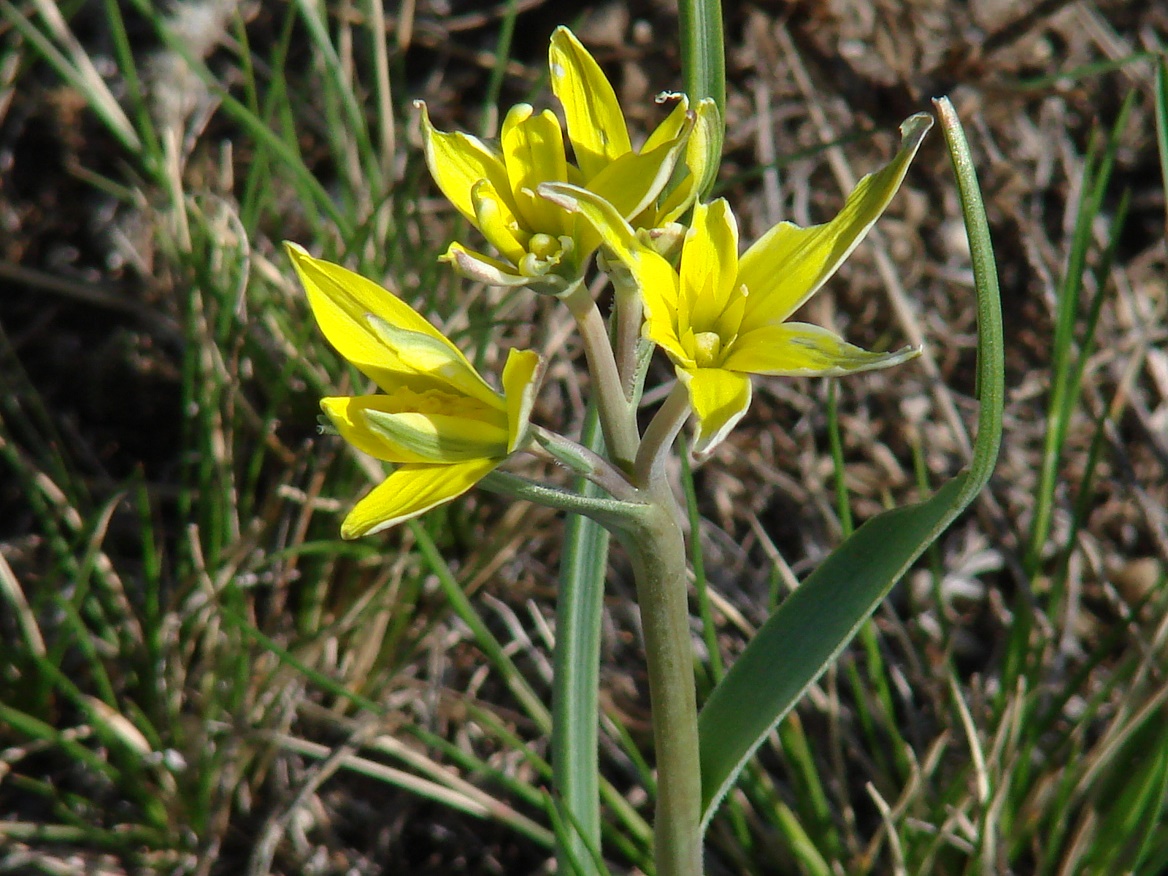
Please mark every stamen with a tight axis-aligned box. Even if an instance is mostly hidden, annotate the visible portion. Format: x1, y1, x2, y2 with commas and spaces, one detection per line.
692, 331, 724, 367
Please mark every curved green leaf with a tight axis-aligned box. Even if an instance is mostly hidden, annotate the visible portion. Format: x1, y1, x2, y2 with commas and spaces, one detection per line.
698, 98, 1004, 828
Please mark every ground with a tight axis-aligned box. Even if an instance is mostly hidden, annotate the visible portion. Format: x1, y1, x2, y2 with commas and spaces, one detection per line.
1, 1, 1166, 874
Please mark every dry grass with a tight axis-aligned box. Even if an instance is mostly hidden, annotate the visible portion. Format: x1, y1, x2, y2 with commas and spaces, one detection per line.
1, 0, 1166, 873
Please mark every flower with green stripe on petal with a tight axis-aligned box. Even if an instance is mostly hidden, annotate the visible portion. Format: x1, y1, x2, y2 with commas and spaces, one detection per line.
541, 112, 933, 456
286, 243, 541, 537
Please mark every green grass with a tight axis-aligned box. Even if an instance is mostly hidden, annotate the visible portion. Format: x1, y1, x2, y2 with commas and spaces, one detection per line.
2, 3, 1167, 874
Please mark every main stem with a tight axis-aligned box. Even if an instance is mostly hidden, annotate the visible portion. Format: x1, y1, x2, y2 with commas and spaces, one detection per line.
621, 493, 703, 876
562, 278, 701, 871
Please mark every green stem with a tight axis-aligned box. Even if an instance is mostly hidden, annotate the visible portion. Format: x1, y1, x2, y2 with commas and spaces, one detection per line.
479, 470, 642, 529
634, 381, 692, 487
611, 277, 644, 400
561, 281, 640, 470
619, 495, 703, 876
621, 379, 703, 873
533, 426, 639, 501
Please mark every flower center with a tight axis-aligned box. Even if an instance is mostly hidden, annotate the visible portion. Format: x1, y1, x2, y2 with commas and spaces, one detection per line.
692, 331, 724, 367
520, 234, 575, 280
528, 233, 561, 260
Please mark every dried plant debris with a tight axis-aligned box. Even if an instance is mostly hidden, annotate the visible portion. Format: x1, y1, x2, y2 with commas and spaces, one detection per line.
1, 0, 1165, 873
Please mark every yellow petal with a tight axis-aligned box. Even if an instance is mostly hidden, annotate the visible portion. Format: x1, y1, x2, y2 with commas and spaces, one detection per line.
415, 101, 514, 226
322, 395, 507, 464
362, 313, 501, 409
678, 199, 740, 338
737, 113, 933, 331
655, 98, 722, 224
322, 396, 407, 462
641, 95, 689, 153
677, 367, 752, 457
501, 104, 570, 234
723, 322, 920, 376
588, 111, 692, 220
363, 408, 508, 462
471, 179, 528, 265
442, 243, 532, 287
501, 348, 542, 452
341, 458, 501, 537
288, 244, 487, 397
548, 26, 632, 181
538, 182, 686, 361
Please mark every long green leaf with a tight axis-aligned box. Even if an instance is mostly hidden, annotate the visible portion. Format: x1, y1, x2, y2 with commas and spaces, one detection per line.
551, 407, 610, 876
697, 97, 1004, 827
676, 0, 725, 198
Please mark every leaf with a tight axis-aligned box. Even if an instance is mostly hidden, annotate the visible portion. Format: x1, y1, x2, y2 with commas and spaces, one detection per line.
551, 407, 610, 876
697, 98, 1004, 828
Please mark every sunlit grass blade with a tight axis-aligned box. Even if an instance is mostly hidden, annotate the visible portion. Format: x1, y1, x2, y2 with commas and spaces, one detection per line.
268, 729, 556, 847
1005, 50, 1157, 91
679, 437, 722, 684
1081, 716, 1168, 873
697, 96, 1004, 827
482, 0, 521, 137
1046, 187, 1129, 592
121, 0, 351, 238
292, 0, 384, 206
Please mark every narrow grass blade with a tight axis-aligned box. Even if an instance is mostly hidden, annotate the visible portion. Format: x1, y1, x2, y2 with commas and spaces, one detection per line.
552, 407, 610, 876
122, 0, 352, 238
410, 522, 551, 730
481, 0, 520, 137
1025, 94, 1135, 574
697, 97, 1004, 827
1083, 717, 1168, 873
1157, 55, 1168, 234
2, 0, 141, 152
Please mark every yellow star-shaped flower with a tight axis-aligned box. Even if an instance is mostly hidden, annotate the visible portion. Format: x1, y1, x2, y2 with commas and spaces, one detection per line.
287, 243, 540, 536
542, 113, 933, 454
416, 26, 718, 292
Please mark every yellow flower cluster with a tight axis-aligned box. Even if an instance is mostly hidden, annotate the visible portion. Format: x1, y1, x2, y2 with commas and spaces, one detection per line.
287, 26, 931, 536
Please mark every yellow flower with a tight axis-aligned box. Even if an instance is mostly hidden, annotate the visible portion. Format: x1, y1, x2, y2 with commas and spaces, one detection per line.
542, 113, 933, 455
415, 26, 717, 291
546, 26, 719, 230
286, 243, 541, 537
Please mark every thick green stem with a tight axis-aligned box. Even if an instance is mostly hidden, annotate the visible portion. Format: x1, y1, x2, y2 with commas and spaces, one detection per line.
620, 495, 703, 876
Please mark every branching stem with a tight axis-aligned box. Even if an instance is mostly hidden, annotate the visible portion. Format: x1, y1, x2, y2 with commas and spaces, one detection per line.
561, 281, 640, 471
